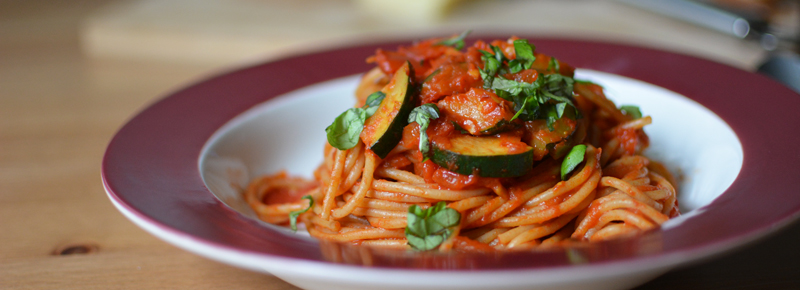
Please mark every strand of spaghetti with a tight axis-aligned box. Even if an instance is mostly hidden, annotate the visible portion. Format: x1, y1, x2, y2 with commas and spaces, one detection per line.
494, 170, 600, 227
540, 223, 574, 246
338, 145, 365, 195
366, 190, 436, 203
342, 142, 363, 176
448, 195, 494, 212
475, 228, 509, 244
321, 148, 348, 219
360, 238, 408, 249
355, 67, 388, 106
647, 160, 679, 186
366, 217, 407, 229
450, 236, 496, 253
600, 176, 662, 211
244, 176, 310, 220
349, 194, 421, 212
507, 212, 580, 247
589, 223, 639, 241
595, 209, 657, 230
490, 183, 509, 200
462, 196, 507, 227
467, 180, 558, 228
572, 194, 669, 239
308, 213, 341, 231
351, 207, 406, 219
522, 146, 600, 209
332, 152, 377, 218
512, 159, 560, 191
650, 171, 677, 215
600, 138, 620, 167
308, 225, 405, 242
615, 116, 652, 130
604, 155, 649, 179
574, 82, 628, 123
375, 167, 426, 184
438, 223, 462, 251
371, 180, 490, 200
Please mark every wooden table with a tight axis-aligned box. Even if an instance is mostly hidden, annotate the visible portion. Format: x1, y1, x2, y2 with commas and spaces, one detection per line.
2, 1, 798, 289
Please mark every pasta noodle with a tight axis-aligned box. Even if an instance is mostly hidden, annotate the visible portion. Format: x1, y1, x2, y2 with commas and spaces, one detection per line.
244, 34, 680, 251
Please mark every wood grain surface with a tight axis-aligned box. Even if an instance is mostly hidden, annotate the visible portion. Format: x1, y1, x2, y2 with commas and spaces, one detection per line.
1, 1, 798, 289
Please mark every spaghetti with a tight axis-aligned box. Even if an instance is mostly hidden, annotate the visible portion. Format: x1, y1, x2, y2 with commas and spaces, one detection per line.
244, 34, 679, 251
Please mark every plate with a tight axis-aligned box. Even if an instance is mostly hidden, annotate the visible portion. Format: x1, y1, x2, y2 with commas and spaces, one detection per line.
102, 36, 800, 290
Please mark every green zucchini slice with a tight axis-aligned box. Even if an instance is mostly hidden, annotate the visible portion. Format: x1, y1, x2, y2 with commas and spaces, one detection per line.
431, 135, 534, 178
361, 62, 417, 158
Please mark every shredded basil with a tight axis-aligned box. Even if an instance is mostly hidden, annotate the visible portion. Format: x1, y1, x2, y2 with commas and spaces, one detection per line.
325, 91, 387, 150
436, 30, 471, 50
561, 144, 587, 180
408, 104, 440, 158
405, 202, 461, 250
288, 195, 314, 231
620, 105, 642, 119
477, 40, 579, 130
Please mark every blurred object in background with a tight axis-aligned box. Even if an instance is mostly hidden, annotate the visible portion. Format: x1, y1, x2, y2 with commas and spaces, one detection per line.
353, 0, 465, 24
618, 0, 799, 93
81, 0, 784, 71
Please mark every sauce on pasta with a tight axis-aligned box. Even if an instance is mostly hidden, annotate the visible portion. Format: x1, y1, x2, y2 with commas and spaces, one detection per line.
245, 34, 679, 251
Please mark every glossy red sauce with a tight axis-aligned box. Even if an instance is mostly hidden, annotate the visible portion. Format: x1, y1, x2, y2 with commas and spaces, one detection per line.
420, 63, 481, 104
437, 87, 515, 135
262, 181, 317, 205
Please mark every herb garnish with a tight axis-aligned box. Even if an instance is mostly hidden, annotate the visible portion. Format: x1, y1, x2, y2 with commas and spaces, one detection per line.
508, 39, 536, 73
620, 105, 642, 119
436, 30, 472, 50
477, 40, 579, 131
405, 202, 461, 250
288, 195, 314, 231
325, 91, 386, 150
408, 104, 440, 159
561, 144, 587, 180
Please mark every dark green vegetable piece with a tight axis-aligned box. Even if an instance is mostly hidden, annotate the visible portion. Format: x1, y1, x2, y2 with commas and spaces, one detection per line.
405, 202, 461, 251
431, 135, 534, 178
560, 144, 587, 180
361, 61, 417, 158
288, 195, 314, 232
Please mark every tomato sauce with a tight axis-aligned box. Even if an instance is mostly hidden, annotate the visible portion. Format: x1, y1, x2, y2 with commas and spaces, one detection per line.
262, 180, 317, 205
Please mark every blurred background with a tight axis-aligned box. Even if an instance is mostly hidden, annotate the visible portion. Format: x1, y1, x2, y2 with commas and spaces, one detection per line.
1, 0, 799, 289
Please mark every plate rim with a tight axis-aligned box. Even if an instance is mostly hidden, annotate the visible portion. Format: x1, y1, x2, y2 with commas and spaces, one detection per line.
102, 35, 800, 275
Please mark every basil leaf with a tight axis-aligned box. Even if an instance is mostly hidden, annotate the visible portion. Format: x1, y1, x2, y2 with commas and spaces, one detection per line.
436, 30, 471, 50
548, 57, 560, 72
405, 202, 461, 250
620, 105, 642, 119
288, 195, 314, 231
325, 107, 367, 150
574, 79, 598, 85
561, 144, 587, 180
513, 39, 536, 70
422, 69, 441, 85
408, 104, 440, 156
364, 91, 386, 108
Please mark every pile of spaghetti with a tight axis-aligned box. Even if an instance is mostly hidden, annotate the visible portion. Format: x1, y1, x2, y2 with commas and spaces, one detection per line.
245, 33, 680, 251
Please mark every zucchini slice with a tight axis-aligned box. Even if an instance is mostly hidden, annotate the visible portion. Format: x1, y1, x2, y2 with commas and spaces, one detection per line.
361, 62, 417, 158
431, 135, 534, 178
437, 87, 516, 135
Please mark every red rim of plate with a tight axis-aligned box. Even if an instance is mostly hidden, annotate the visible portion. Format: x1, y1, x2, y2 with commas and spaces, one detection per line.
102, 36, 800, 270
